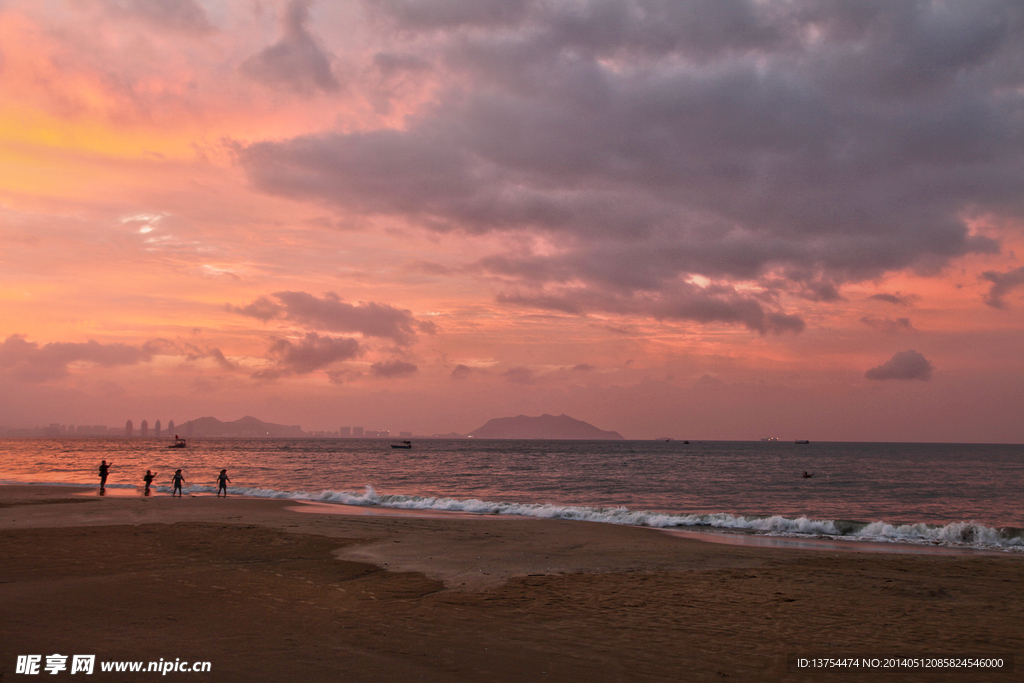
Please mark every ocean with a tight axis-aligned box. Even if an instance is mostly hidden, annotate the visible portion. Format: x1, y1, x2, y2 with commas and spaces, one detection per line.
2, 438, 1022, 552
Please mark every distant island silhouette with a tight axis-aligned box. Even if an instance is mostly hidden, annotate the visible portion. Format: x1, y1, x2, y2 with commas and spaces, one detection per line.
467, 414, 624, 440
170, 413, 623, 440
178, 416, 304, 438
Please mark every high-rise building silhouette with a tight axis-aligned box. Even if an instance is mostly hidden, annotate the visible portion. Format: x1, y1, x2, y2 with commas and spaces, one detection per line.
339, 427, 351, 437
125, 419, 133, 437
154, 420, 162, 438
352, 427, 364, 437
168, 420, 175, 435
140, 419, 149, 437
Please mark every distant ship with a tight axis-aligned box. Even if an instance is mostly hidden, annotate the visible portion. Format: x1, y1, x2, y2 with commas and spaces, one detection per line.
795, 440, 810, 444
390, 440, 412, 449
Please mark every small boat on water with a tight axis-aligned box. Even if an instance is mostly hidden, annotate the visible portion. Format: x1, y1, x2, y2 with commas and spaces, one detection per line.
169, 435, 186, 448
390, 440, 412, 449
795, 440, 810, 444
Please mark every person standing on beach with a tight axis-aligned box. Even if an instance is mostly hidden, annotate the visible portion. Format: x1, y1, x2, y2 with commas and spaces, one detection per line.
98, 460, 113, 492
172, 469, 185, 498
216, 469, 230, 497
143, 469, 157, 495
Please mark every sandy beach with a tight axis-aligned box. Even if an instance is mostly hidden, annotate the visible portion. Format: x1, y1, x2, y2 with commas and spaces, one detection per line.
1, 486, 1020, 682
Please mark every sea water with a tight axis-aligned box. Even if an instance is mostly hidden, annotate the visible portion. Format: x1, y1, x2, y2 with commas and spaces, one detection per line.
1, 438, 1021, 552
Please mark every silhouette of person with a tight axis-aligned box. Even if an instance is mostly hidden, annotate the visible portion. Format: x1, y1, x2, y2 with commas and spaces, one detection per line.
143, 469, 157, 495
172, 469, 186, 497
216, 469, 231, 497
98, 460, 113, 493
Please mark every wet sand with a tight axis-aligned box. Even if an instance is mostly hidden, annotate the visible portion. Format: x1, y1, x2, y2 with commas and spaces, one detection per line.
0, 486, 1020, 682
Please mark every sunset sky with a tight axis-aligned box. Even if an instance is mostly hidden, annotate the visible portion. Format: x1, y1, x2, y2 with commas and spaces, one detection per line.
1, 0, 1022, 442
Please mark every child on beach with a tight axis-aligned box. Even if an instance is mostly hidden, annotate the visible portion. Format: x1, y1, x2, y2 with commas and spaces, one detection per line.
143, 469, 157, 495
172, 469, 185, 498
216, 469, 230, 497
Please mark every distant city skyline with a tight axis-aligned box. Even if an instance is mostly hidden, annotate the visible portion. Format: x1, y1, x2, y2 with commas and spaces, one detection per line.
5, 420, 427, 439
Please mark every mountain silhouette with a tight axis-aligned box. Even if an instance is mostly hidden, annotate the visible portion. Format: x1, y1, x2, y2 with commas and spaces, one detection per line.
467, 413, 624, 440
178, 416, 304, 438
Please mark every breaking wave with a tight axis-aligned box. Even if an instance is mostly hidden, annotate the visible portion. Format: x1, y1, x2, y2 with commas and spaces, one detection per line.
6, 478, 1020, 552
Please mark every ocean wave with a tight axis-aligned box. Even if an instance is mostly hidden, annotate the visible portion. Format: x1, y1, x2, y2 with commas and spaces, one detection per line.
222, 484, 1024, 552
5, 479, 1021, 552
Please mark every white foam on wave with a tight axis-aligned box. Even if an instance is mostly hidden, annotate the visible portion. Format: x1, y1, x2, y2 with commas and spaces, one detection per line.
855, 519, 1022, 548
223, 484, 1024, 552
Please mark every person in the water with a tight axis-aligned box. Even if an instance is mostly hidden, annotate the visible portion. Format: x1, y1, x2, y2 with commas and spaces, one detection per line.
143, 469, 157, 495
172, 469, 185, 497
216, 469, 230, 497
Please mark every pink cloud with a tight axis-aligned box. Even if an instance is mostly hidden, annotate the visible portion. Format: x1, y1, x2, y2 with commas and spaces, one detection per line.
0, 335, 151, 383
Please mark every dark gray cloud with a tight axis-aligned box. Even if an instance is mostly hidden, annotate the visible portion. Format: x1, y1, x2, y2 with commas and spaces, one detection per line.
498, 280, 804, 334
865, 349, 934, 381
502, 366, 534, 384
241, 0, 1024, 331
868, 293, 916, 306
240, 0, 339, 94
326, 368, 363, 384
105, 0, 215, 33
694, 373, 725, 389
229, 291, 435, 345
143, 338, 237, 370
369, 0, 532, 30
370, 359, 418, 377
650, 287, 805, 335
981, 266, 1024, 308
372, 52, 433, 78
860, 316, 915, 334
203, 347, 238, 371
0, 334, 151, 382
139, 338, 181, 356
256, 332, 360, 378
450, 363, 480, 380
